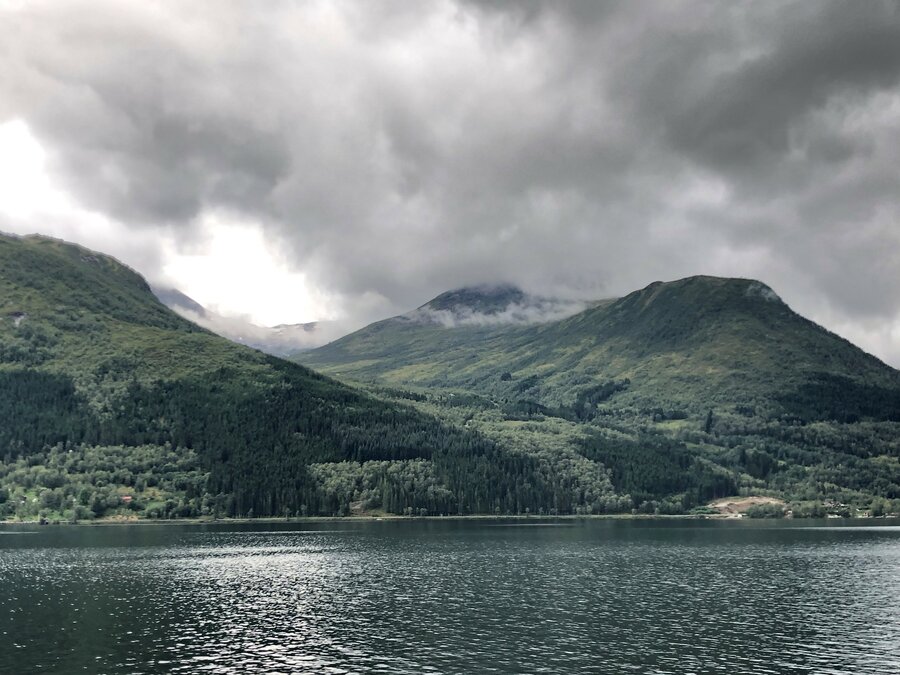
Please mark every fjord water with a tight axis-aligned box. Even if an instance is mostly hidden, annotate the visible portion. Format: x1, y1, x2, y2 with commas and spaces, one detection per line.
2, 520, 899, 674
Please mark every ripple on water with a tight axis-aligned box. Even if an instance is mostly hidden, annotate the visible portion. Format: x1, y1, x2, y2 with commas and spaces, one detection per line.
0, 522, 899, 674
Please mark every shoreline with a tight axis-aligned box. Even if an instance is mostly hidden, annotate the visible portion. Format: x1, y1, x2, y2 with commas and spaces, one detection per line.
0, 513, 700, 526
2, 513, 897, 526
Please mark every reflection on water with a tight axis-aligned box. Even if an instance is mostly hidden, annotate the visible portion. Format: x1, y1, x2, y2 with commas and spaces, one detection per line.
2, 520, 899, 674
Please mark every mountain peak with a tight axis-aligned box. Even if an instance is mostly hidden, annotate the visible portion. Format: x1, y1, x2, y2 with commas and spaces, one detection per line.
623, 276, 784, 313
409, 283, 584, 327
151, 286, 208, 318
419, 284, 528, 314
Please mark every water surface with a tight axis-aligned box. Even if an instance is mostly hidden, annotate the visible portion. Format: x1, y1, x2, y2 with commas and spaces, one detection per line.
2, 519, 899, 674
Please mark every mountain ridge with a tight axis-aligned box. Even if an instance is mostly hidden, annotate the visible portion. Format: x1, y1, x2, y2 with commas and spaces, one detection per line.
297, 273, 900, 515
3, 234, 898, 521
300, 274, 900, 417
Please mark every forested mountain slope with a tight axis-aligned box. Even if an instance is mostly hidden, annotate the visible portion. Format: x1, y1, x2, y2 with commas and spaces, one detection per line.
300, 277, 900, 515
3, 235, 898, 520
0, 234, 620, 520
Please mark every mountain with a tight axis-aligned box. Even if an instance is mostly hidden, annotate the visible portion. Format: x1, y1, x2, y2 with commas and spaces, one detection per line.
2, 234, 609, 521
151, 286, 209, 318
406, 283, 587, 327
302, 276, 900, 419
300, 283, 594, 396
2, 235, 898, 521
151, 285, 330, 356
299, 277, 900, 514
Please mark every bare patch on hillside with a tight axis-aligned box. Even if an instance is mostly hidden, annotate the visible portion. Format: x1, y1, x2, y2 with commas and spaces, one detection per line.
708, 496, 786, 515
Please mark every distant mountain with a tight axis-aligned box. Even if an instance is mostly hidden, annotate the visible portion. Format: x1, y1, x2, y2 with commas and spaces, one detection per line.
151, 282, 586, 357
151, 286, 209, 318
426, 284, 530, 314
406, 283, 587, 327
151, 285, 330, 356
301, 275, 900, 418
298, 283, 596, 395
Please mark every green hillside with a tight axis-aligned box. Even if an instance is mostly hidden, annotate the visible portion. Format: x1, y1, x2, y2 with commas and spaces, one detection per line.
0, 234, 622, 521
3, 234, 898, 520
303, 276, 900, 417
300, 277, 900, 514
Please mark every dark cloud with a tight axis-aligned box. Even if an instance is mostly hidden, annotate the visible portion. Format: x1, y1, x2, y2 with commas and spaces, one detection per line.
1, 0, 899, 364
665, 2, 900, 177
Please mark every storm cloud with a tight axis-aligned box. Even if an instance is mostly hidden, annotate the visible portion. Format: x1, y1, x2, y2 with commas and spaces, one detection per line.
1, 0, 899, 364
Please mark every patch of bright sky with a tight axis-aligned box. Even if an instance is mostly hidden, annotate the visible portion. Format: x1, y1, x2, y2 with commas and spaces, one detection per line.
0, 0, 26, 11
0, 119, 332, 327
0, 119, 137, 254
161, 217, 336, 326
0, 119, 70, 216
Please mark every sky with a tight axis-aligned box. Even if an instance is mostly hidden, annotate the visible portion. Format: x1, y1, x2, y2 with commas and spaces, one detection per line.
1, 0, 899, 366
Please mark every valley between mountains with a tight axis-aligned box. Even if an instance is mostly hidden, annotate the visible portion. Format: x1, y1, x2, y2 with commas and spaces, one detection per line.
2, 233, 899, 522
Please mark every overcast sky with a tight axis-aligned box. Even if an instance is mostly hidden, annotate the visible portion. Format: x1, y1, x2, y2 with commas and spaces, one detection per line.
1, 0, 899, 366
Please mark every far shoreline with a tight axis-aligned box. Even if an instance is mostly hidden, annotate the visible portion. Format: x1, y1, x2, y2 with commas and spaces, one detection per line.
3, 513, 898, 527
